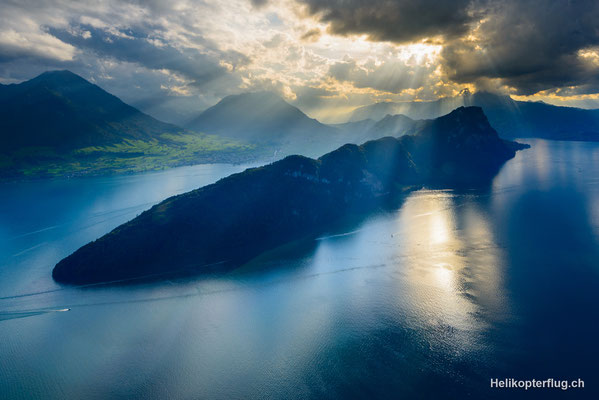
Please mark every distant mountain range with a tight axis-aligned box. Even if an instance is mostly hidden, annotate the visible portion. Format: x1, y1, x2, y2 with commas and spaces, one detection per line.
0, 71, 255, 179
348, 96, 464, 122
3, 70, 598, 180
347, 91, 599, 141
186, 89, 599, 146
53, 106, 529, 284
0, 70, 181, 151
185, 92, 429, 156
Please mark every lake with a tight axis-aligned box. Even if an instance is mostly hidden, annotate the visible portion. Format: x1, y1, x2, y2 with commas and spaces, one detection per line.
1, 139, 598, 399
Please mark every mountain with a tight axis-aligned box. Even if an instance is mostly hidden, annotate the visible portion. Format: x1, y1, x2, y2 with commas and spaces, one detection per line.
348, 96, 464, 122
53, 106, 528, 284
329, 118, 377, 138
0, 70, 181, 151
368, 114, 416, 138
464, 92, 599, 141
347, 92, 599, 141
348, 102, 403, 122
0, 71, 258, 179
330, 114, 416, 144
186, 92, 342, 157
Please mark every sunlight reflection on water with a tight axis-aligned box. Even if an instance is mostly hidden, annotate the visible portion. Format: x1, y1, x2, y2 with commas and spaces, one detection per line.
1, 140, 599, 399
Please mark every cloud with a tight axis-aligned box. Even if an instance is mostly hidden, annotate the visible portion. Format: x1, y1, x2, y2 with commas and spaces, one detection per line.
440, 0, 599, 95
0, 28, 76, 63
0, 0, 259, 123
249, 0, 269, 8
0, 2, 75, 63
294, 0, 599, 96
48, 25, 235, 88
296, 0, 474, 43
328, 56, 435, 94
1, 0, 599, 122
300, 28, 321, 42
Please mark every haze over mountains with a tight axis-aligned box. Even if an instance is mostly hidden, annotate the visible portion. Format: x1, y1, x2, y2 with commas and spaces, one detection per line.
348, 91, 599, 142
186, 91, 345, 157
187, 92, 333, 142
3, 69, 599, 180
182, 84, 599, 145
53, 106, 528, 284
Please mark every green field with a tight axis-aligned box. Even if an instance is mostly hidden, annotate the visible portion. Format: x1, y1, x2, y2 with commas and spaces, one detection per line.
1, 133, 266, 179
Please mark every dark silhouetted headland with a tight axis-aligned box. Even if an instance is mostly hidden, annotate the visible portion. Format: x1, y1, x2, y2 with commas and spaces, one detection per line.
53, 107, 528, 284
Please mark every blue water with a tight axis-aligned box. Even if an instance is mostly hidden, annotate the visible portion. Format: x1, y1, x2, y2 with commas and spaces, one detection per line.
0, 140, 598, 399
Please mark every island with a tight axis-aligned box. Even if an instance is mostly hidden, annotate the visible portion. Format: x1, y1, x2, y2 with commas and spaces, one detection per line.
53, 106, 529, 284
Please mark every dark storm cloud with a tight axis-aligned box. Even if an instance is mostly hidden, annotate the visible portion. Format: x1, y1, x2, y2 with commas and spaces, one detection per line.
250, 0, 269, 8
297, 0, 599, 95
2, 0, 599, 112
440, 0, 599, 95
297, 0, 475, 43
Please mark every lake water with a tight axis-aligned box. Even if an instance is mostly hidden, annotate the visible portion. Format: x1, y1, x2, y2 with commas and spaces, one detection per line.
1, 140, 598, 399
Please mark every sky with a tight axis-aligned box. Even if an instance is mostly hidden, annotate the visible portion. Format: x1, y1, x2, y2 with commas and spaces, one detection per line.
1, 0, 599, 123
